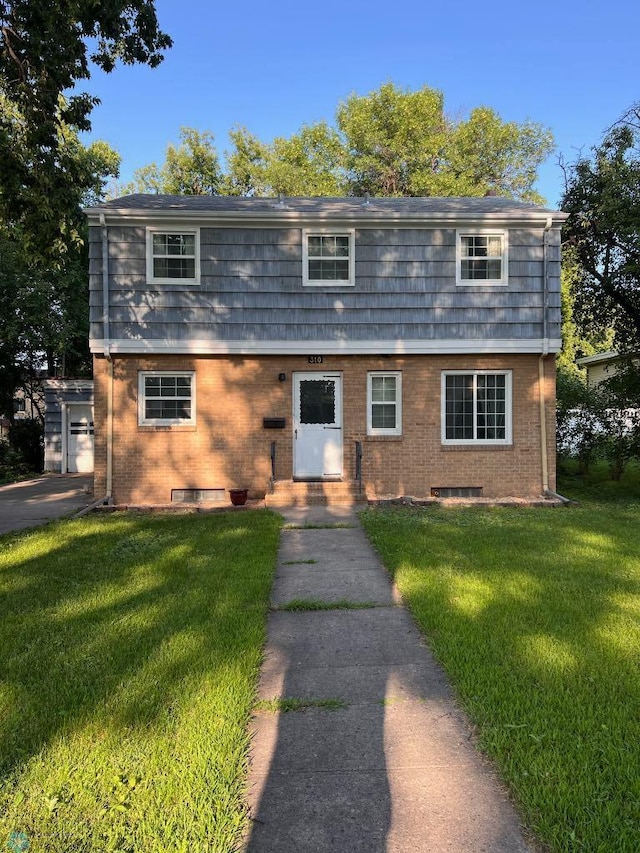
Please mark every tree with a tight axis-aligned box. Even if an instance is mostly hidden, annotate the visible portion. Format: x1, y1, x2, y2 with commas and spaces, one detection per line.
126, 128, 223, 195
0, 0, 171, 257
0, 112, 119, 418
222, 127, 271, 197
220, 122, 344, 197
219, 82, 553, 201
443, 107, 553, 203
557, 246, 615, 377
337, 83, 447, 196
129, 85, 552, 202
561, 105, 640, 353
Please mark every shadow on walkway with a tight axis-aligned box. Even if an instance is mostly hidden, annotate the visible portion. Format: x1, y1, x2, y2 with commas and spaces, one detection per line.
243, 514, 534, 853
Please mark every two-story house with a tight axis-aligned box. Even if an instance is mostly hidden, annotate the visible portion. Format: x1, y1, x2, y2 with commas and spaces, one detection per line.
85, 195, 565, 506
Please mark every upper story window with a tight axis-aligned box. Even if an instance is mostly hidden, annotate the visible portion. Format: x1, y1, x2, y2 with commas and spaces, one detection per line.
456, 230, 508, 285
303, 229, 355, 286
146, 228, 200, 284
138, 371, 195, 425
441, 370, 512, 445
367, 372, 402, 436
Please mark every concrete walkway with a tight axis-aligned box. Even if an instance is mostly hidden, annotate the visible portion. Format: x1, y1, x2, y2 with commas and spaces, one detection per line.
243, 506, 536, 853
0, 474, 94, 535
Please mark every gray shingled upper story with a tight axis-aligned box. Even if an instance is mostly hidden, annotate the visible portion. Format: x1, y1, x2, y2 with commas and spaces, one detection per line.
87, 195, 565, 354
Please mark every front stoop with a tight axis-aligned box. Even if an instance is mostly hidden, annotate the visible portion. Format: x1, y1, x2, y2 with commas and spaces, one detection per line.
266, 480, 367, 507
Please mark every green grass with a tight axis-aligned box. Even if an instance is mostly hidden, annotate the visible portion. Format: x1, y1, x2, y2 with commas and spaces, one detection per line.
360, 464, 640, 853
281, 522, 355, 530
0, 510, 282, 853
254, 697, 346, 713
273, 598, 378, 611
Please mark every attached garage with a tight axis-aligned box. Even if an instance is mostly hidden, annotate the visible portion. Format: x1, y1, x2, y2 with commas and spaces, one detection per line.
44, 380, 94, 474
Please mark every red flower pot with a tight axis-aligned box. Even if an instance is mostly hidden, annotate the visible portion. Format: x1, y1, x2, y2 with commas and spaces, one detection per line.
229, 488, 248, 506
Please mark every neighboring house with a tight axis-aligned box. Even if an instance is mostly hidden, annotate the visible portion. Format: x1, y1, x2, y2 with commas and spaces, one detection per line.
575, 351, 638, 386
84, 195, 566, 506
12, 385, 44, 421
43, 380, 95, 474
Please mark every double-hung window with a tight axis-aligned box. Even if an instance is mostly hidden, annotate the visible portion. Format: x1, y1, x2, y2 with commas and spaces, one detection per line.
367, 372, 402, 436
303, 229, 355, 286
138, 371, 195, 425
456, 230, 507, 285
146, 228, 200, 284
442, 371, 511, 444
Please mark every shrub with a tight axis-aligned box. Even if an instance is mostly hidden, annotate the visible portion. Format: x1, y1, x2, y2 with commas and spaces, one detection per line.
2, 418, 44, 479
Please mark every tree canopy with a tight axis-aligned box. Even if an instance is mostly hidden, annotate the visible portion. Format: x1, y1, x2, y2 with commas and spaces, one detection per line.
0, 112, 119, 415
0, 0, 171, 257
124, 83, 554, 202
561, 105, 640, 353
126, 128, 223, 196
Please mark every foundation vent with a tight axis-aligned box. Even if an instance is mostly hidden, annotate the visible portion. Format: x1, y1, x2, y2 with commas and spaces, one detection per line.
171, 488, 226, 503
431, 487, 483, 498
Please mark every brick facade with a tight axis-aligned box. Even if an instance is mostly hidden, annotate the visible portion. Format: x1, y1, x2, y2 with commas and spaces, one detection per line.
93, 353, 556, 505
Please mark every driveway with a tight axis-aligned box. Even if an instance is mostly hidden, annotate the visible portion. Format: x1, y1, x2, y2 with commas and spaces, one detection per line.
0, 474, 94, 535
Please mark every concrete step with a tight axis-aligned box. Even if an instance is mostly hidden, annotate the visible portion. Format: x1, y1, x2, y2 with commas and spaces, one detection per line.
265, 480, 366, 507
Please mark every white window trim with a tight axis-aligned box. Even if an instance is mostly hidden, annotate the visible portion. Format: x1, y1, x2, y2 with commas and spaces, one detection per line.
456, 228, 508, 286
367, 371, 402, 436
138, 370, 196, 426
302, 228, 355, 286
146, 226, 201, 285
441, 370, 512, 445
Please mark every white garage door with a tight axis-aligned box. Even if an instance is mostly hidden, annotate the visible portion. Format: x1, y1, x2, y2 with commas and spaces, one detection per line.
67, 405, 94, 473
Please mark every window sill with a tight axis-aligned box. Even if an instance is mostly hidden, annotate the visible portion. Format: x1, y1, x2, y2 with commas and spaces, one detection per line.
138, 424, 197, 432
302, 281, 355, 287
441, 443, 513, 452
145, 280, 201, 287
365, 435, 403, 442
455, 280, 508, 287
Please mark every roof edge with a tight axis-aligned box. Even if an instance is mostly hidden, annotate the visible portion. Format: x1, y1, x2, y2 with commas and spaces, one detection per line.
85, 206, 568, 228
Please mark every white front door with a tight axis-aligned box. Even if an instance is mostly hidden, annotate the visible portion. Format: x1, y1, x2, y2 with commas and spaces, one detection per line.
293, 373, 343, 478
67, 405, 94, 473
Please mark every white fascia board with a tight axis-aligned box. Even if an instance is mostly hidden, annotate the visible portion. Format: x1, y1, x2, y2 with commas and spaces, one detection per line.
90, 338, 562, 356
84, 208, 568, 230
575, 350, 620, 367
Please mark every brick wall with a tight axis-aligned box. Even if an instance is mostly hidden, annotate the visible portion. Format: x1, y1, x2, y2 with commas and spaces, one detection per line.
93, 353, 556, 504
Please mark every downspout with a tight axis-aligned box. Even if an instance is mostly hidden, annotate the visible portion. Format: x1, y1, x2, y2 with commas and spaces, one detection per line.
100, 213, 113, 504
539, 216, 553, 495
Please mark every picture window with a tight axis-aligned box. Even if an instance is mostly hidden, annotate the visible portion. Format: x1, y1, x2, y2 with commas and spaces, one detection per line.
442, 371, 511, 444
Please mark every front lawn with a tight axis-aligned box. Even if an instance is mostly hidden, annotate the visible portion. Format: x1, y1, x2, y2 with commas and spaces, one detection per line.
361, 469, 640, 853
0, 510, 282, 853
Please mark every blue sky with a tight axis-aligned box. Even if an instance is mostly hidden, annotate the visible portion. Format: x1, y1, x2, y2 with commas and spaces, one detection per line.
82, 0, 640, 207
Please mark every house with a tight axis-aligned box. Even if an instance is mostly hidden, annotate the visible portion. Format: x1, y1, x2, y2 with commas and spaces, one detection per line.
84, 195, 566, 506
12, 383, 44, 422
43, 379, 95, 474
576, 351, 638, 386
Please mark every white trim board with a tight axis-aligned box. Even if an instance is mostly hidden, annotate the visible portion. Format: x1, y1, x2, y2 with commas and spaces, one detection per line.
91, 338, 562, 355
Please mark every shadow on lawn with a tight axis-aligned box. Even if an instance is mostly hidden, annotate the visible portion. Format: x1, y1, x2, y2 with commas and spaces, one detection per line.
361, 500, 640, 850
0, 511, 279, 779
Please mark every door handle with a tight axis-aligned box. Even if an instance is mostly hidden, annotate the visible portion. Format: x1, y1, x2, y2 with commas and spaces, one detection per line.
294, 429, 297, 439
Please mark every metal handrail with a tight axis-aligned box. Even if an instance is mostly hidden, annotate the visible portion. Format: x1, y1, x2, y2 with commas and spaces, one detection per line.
270, 441, 276, 485
355, 440, 363, 492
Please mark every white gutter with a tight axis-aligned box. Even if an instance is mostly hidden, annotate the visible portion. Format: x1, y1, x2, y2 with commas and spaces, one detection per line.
85, 208, 569, 231
99, 213, 113, 504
